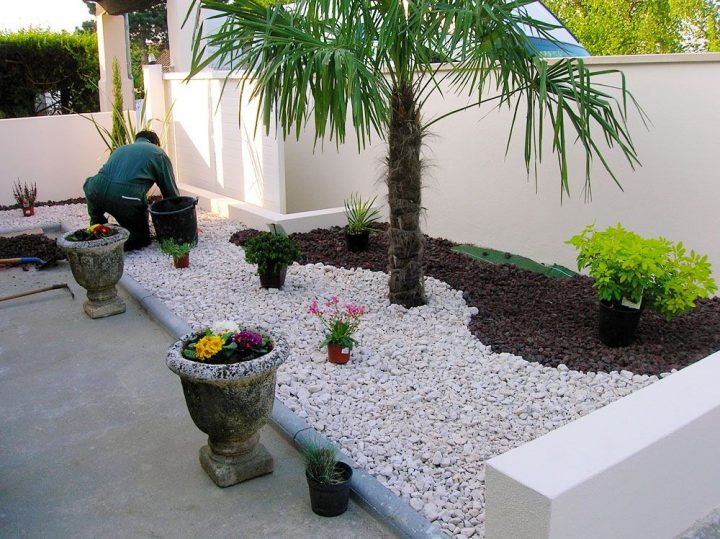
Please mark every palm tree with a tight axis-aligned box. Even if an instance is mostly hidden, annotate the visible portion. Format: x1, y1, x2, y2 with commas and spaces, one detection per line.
187, 0, 644, 308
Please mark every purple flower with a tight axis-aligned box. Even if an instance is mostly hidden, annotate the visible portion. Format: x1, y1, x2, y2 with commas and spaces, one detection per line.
232, 331, 263, 350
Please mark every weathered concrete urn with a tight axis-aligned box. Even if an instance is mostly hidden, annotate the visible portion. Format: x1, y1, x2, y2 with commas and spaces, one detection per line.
57, 226, 129, 319
166, 328, 289, 487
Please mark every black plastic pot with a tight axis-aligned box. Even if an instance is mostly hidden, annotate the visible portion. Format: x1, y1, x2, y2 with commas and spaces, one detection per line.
345, 230, 369, 252
258, 265, 287, 289
149, 196, 199, 246
598, 301, 643, 347
306, 462, 353, 517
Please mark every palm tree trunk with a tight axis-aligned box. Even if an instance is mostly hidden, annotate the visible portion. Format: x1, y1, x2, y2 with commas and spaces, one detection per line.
386, 84, 426, 308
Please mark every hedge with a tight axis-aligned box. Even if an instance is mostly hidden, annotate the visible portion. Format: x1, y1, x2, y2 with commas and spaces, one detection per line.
0, 29, 100, 118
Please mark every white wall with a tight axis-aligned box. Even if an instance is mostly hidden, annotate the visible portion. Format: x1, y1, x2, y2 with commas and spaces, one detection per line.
485, 350, 720, 539
0, 113, 115, 206
164, 72, 286, 213
283, 54, 720, 283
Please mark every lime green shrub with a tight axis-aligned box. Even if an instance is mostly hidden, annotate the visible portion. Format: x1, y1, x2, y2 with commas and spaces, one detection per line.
567, 224, 717, 319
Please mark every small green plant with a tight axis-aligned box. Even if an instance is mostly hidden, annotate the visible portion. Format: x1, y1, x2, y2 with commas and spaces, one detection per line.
344, 193, 381, 234
159, 239, 195, 260
244, 231, 301, 274
12, 179, 37, 207
304, 445, 344, 485
567, 224, 717, 319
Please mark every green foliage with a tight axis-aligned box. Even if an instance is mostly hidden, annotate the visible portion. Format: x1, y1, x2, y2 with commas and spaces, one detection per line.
111, 59, 126, 146
159, 239, 196, 259
567, 224, 717, 320
189, 0, 645, 306
243, 231, 301, 274
545, 0, 720, 54
344, 193, 381, 234
0, 29, 99, 118
304, 445, 345, 485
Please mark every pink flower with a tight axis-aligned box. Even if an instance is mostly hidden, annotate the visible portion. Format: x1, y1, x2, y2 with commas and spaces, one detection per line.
308, 300, 319, 315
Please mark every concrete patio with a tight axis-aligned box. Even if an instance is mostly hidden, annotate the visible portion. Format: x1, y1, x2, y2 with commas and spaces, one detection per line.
0, 261, 394, 538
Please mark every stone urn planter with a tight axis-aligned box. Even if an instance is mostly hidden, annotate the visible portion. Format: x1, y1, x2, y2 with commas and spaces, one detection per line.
166, 327, 289, 487
57, 226, 129, 319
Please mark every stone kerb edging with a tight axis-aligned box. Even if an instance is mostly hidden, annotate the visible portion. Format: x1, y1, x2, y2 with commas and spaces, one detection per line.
117, 274, 447, 539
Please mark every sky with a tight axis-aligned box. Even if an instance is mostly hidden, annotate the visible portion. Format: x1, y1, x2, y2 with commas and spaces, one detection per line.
1, 0, 92, 33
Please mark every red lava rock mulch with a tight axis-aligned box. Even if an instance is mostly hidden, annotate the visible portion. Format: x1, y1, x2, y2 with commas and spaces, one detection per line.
230, 226, 720, 375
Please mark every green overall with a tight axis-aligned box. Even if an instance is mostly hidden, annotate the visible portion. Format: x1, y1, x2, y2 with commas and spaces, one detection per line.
83, 139, 179, 250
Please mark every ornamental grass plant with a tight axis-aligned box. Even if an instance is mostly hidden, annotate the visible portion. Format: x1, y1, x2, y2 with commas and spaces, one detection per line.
344, 193, 381, 234
304, 445, 345, 485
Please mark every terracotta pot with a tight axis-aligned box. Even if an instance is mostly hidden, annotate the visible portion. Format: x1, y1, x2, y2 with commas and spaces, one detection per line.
22, 206, 35, 217
57, 226, 129, 319
166, 328, 289, 488
327, 343, 351, 364
173, 253, 190, 268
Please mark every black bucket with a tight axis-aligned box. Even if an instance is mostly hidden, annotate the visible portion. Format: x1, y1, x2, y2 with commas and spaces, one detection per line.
149, 196, 199, 245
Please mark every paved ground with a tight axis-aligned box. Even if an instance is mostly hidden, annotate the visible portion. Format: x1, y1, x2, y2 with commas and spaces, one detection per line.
0, 262, 394, 539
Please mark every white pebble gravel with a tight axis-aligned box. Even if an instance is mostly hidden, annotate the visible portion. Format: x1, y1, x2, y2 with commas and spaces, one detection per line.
0, 205, 661, 538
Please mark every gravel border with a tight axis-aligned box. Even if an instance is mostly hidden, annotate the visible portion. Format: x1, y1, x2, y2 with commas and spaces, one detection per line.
120, 273, 446, 539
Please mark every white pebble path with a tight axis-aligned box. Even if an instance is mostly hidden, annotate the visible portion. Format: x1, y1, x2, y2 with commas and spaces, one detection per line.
1, 205, 664, 538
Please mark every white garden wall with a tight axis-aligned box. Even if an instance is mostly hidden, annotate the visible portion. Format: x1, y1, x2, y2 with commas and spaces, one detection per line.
282, 54, 720, 283
0, 113, 116, 206
163, 72, 286, 213
485, 350, 720, 539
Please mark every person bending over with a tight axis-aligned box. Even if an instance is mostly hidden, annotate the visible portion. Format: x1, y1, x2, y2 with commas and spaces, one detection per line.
83, 130, 179, 250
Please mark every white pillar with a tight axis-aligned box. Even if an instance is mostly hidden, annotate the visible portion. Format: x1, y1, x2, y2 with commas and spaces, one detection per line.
96, 4, 134, 112
166, 0, 197, 73
141, 64, 166, 130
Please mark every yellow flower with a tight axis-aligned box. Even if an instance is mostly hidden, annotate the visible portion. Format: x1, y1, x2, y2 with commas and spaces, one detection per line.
195, 335, 224, 360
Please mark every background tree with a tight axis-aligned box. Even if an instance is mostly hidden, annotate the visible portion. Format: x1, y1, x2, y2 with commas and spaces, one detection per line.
188, 0, 644, 308
79, 1, 169, 94
544, 0, 720, 54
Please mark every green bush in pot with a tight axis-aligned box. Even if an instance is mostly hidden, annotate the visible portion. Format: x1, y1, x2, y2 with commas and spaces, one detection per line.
567, 223, 717, 320
243, 231, 301, 289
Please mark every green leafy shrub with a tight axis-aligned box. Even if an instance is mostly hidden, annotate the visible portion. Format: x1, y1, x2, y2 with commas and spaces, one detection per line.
567, 224, 717, 319
0, 29, 99, 118
243, 232, 301, 274
344, 193, 381, 234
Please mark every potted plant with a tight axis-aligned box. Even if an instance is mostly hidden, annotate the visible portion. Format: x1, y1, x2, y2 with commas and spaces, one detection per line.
243, 231, 301, 289
159, 239, 196, 268
567, 224, 717, 347
12, 180, 37, 217
166, 321, 289, 487
57, 224, 129, 319
344, 192, 381, 252
304, 444, 353, 517
309, 296, 367, 364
